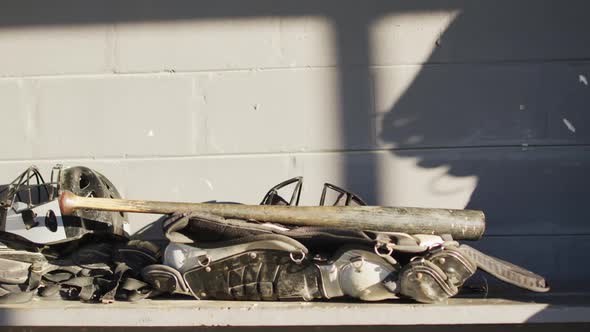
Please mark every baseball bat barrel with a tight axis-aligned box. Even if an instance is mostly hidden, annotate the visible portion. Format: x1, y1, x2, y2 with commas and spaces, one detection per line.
59, 191, 485, 240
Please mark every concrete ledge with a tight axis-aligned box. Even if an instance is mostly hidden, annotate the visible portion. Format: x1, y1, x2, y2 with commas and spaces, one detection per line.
0, 293, 588, 327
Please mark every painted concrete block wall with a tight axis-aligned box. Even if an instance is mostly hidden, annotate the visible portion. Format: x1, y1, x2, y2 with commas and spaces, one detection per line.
0, 0, 588, 289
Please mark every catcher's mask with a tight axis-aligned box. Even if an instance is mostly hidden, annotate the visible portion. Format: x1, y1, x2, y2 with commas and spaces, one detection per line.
0, 165, 129, 244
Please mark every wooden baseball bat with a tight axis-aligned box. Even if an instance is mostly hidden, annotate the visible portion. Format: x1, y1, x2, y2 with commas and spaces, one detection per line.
59, 191, 486, 240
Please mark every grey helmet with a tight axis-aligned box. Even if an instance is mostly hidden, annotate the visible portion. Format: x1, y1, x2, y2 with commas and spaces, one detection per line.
0, 165, 129, 244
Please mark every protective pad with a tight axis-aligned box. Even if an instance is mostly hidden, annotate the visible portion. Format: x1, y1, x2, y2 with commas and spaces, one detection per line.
399, 259, 458, 303
182, 250, 322, 301
0, 258, 31, 284
426, 246, 476, 287
142, 264, 190, 295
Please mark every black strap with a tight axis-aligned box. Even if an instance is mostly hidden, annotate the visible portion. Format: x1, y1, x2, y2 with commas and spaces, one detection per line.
100, 262, 128, 303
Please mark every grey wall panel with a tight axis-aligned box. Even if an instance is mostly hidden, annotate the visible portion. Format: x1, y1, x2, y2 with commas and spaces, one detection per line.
373, 0, 590, 65
0, 75, 195, 160
112, 0, 590, 68
0, 80, 33, 159
5, 61, 589, 160
1, 1, 588, 76
191, 68, 373, 154
375, 63, 590, 149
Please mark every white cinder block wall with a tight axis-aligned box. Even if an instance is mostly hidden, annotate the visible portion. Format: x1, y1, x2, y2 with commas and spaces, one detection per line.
1, 1, 589, 290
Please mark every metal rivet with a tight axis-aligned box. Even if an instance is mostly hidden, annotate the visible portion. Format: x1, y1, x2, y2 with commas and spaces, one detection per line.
249, 252, 257, 259
200, 292, 207, 297
438, 258, 446, 264
416, 272, 423, 280
350, 256, 364, 272
205, 266, 211, 272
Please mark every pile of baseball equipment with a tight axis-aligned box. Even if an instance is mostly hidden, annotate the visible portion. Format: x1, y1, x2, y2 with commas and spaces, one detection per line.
0, 165, 548, 304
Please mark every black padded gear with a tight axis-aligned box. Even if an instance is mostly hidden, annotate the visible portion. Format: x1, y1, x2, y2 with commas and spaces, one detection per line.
425, 245, 476, 287
182, 250, 322, 301
399, 259, 458, 303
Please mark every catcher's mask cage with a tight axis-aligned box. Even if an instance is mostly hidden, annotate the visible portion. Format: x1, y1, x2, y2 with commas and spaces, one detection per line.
260, 176, 367, 207
0, 165, 129, 244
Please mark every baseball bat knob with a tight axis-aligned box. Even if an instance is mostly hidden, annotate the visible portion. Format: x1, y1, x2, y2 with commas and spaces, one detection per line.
59, 190, 77, 216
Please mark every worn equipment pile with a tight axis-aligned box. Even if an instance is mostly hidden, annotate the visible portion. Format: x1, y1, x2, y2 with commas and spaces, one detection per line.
0, 165, 549, 304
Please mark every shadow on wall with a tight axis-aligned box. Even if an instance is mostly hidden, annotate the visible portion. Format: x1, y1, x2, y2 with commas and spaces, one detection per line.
378, 1, 590, 288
